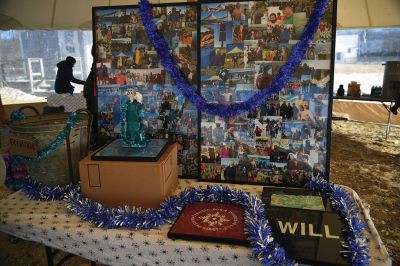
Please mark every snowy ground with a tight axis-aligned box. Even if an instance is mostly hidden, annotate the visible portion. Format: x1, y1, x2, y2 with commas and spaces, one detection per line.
0, 86, 46, 105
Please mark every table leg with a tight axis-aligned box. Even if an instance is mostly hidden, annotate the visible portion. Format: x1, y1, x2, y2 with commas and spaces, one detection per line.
386, 103, 393, 140
8, 235, 20, 244
44, 246, 96, 266
45, 246, 55, 266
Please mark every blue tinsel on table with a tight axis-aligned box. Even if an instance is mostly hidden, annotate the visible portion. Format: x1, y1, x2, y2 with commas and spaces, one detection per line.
306, 177, 370, 266
138, 0, 329, 117
22, 177, 76, 201
65, 185, 295, 265
21, 175, 371, 266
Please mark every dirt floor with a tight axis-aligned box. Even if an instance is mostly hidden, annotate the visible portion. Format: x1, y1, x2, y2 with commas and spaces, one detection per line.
329, 120, 400, 265
0, 120, 399, 265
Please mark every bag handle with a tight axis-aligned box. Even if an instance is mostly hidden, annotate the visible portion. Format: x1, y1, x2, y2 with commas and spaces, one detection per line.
18, 105, 41, 116
66, 109, 93, 185
75, 108, 93, 157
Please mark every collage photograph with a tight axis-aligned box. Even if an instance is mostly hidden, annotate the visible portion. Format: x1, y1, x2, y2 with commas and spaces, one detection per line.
93, 0, 334, 184
95, 5, 199, 177
199, 0, 334, 186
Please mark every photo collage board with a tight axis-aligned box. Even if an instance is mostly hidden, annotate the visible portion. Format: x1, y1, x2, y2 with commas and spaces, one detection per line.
94, 4, 199, 177
93, 0, 336, 185
199, 0, 335, 186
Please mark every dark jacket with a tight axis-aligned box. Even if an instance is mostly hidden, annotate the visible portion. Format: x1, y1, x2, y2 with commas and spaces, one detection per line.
55, 60, 85, 94
83, 63, 97, 112
224, 166, 236, 180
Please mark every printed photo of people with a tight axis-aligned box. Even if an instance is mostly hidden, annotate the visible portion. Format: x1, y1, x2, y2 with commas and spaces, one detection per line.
202, 163, 222, 180
221, 158, 240, 181
94, 5, 198, 178
225, 44, 245, 68
254, 116, 282, 138
200, 0, 334, 186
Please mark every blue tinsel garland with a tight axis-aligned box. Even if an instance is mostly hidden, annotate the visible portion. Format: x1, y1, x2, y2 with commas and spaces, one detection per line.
12, 112, 79, 162
138, 0, 330, 117
22, 178, 76, 201
305, 177, 370, 266
65, 184, 295, 265
22, 176, 370, 265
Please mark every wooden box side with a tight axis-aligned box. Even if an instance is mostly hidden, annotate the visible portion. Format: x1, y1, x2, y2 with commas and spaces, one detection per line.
79, 144, 178, 209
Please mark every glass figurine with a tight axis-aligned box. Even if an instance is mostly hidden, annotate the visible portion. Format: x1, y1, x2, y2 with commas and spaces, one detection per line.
120, 89, 149, 148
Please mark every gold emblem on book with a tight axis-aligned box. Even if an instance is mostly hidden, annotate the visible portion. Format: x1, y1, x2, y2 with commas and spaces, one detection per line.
191, 208, 238, 231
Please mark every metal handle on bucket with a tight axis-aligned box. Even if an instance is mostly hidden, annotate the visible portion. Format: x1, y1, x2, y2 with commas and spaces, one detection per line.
18, 105, 41, 117
16, 106, 93, 186
66, 109, 93, 185
75, 109, 93, 157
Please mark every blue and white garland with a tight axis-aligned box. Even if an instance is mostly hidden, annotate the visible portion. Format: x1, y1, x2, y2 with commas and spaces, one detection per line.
138, 0, 330, 117
305, 177, 370, 266
22, 177, 76, 201
64, 184, 294, 265
12, 112, 79, 162
22, 176, 370, 265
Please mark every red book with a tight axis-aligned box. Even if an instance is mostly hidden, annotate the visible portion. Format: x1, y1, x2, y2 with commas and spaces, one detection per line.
168, 202, 249, 246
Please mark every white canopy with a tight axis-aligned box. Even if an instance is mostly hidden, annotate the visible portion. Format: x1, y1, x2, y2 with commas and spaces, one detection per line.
202, 14, 218, 22
208, 75, 220, 81
227, 47, 243, 54
116, 52, 127, 57
0, 0, 187, 30
337, 0, 400, 28
0, 0, 399, 30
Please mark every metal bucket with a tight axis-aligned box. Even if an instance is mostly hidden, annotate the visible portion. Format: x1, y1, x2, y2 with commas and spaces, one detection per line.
9, 107, 91, 186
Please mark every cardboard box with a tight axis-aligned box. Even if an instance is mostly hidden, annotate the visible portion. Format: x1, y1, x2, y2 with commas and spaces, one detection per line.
79, 144, 178, 209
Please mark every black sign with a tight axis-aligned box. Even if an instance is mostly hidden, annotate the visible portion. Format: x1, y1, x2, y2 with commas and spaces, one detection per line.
262, 187, 350, 266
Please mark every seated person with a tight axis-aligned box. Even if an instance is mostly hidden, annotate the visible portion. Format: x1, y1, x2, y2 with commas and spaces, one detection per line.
55, 56, 85, 94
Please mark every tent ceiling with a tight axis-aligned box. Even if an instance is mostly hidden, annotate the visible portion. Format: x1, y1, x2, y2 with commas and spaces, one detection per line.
0, 0, 169, 30
337, 0, 400, 28
0, 14, 23, 28
0, 0, 399, 30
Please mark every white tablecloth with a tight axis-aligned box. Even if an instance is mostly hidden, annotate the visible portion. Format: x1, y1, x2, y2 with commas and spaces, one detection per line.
47, 94, 86, 112
0, 180, 392, 266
